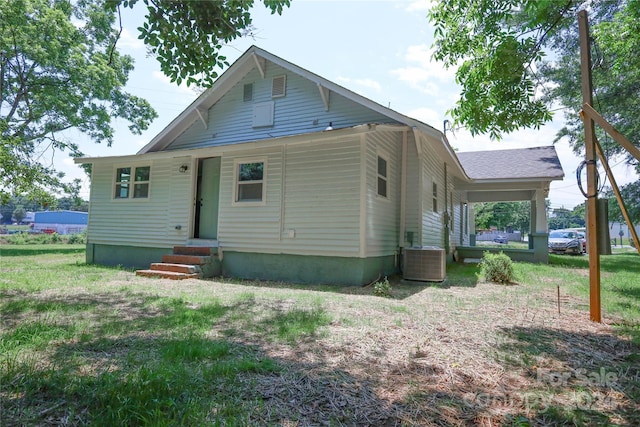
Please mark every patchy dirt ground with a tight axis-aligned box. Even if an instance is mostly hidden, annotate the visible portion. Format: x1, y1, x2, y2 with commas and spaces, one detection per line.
98, 275, 640, 426
232, 281, 638, 426
3, 272, 639, 426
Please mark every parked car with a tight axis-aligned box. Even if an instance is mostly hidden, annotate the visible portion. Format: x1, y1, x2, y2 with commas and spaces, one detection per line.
548, 230, 583, 255
493, 235, 509, 244
576, 231, 587, 253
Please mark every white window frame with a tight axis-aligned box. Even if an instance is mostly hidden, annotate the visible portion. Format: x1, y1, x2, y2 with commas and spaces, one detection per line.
113, 165, 151, 200
376, 152, 389, 200
432, 181, 438, 213
232, 157, 267, 206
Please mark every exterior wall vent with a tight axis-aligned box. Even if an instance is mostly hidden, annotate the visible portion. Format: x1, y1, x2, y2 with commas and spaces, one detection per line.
403, 247, 446, 282
272, 75, 286, 98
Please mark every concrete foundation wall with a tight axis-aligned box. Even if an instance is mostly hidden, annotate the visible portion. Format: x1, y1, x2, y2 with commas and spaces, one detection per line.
87, 243, 171, 270
221, 251, 397, 285
87, 243, 397, 285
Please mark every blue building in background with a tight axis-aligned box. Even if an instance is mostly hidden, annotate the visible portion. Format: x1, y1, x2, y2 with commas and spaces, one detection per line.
33, 211, 88, 235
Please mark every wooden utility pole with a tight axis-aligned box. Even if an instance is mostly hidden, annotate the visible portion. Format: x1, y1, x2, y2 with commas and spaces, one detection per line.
578, 10, 601, 323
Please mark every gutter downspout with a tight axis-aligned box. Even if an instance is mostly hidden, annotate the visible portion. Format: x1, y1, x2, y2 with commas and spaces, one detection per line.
412, 127, 423, 246
399, 131, 407, 249
444, 163, 450, 253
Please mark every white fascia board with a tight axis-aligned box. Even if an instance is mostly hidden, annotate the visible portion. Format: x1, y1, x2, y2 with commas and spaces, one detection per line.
75, 124, 379, 165
137, 49, 259, 155
454, 179, 557, 192
135, 45, 452, 163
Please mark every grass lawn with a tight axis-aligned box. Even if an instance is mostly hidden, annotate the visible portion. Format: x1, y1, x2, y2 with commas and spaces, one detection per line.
1, 247, 639, 426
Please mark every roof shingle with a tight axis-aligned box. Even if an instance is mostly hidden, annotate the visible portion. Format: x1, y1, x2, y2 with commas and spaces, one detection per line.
456, 146, 564, 180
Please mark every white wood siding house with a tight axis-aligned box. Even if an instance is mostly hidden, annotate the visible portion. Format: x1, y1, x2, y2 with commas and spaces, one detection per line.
77, 46, 562, 284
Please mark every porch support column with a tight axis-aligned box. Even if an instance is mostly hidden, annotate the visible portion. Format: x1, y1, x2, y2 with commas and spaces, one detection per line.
468, 202, 476, 246
529, 189, 549, 263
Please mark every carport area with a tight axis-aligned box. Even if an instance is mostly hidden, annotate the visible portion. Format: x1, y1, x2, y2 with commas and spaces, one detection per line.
454, 146, 565, 263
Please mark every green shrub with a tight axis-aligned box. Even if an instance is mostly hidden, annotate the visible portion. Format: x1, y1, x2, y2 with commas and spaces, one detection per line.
479, 251, 515, 284
67, 232, 86, 244
3, 231, 86, 245
373, 277, 393, 298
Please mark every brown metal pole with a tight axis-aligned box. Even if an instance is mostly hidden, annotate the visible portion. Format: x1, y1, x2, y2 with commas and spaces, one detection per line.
578, 10, 601, 323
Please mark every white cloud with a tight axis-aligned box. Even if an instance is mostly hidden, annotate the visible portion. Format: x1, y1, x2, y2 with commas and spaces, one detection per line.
336, 76, 382, 93
391, 44, 457, 96
354, 78, 382, 92
152, 71, 195, 96
119, 28, 144, 50
404, 107, 442, 126
403, 0, 433, 13
62, 157, 76, 167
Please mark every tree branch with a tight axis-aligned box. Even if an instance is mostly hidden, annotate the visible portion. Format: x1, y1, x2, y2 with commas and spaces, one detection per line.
107, 4, 123, 66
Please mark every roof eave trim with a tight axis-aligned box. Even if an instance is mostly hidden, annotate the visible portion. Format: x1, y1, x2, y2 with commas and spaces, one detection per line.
138, 45, 448, 155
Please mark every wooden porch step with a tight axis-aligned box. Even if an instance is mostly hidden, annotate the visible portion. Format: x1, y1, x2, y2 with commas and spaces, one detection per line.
173, 246, 214, 256
150, 263, 201, 274
135, 270, 199, 280
161, 254, 211, 265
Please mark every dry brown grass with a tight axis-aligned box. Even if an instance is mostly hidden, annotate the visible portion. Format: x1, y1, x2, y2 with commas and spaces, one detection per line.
271, 285, 634, 425
85, 274, 640, 426
2, 257, 639, 426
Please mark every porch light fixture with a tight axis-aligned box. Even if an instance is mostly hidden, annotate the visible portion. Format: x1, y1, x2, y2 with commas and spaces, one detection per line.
179, 164, 189, 173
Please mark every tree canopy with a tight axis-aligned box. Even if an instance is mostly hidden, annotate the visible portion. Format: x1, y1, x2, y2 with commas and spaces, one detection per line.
108, 0, 290, 87
474, 201, 531, 233
1, 0, 156, 204
1, 0, 290, 204
606, 181, 640, 224
429, 0, 640, 170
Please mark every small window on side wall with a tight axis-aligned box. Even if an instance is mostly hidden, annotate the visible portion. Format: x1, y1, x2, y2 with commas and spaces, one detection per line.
432, 182, 438, 212
235, 160, 265, 204
377, 155, 388, 198
115, 166, 150, 199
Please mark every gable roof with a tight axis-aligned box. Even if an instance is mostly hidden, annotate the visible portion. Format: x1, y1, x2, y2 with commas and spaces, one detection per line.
138, 45, 450, 155
456, 146, 564, 181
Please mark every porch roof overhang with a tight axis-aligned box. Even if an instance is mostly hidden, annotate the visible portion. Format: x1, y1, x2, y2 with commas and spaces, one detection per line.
455, 179, 551, 203
455, 146, 565, 203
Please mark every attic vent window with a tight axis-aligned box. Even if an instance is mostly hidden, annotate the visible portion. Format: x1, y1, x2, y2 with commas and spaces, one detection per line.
243, 83, 253, 102
272, 75, 286, 98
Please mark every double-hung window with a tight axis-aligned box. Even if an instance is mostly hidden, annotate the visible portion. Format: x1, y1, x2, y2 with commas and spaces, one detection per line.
234, 159, 266, 204
114, 166, 150, 199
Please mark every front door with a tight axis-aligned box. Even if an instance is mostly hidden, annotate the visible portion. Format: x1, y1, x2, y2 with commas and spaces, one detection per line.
194, 157, 220, 239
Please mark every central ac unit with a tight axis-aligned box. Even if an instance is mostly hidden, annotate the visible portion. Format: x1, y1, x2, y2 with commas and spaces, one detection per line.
403, 247, 446, 282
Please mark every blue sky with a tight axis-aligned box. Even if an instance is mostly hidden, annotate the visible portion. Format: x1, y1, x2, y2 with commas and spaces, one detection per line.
62, 0, 637, 209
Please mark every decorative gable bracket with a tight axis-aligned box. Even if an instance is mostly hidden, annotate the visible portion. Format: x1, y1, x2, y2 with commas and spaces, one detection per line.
252, 53, 267, 78
195, 107, 208, 129
317, 84, 330, 111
